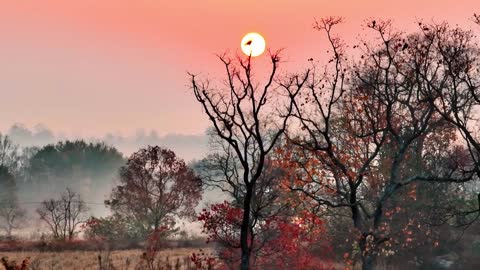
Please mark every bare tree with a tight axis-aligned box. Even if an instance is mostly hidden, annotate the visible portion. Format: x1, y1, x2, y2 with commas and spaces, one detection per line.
285, 18, 480, 270
0, 166, 25, 238
0, 201, 26, 238
37, 188, 88, 240
190, 52, 307, 269
37, 199, 63, 239
61, 188, 89, 240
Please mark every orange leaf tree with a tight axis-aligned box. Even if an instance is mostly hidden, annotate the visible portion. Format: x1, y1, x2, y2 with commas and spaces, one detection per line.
284, 18, 480, 270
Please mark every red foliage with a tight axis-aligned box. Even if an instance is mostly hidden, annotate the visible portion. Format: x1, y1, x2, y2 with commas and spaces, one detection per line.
145, 226, 169, 259
197, 202, 242, 247
190, 251, 217, 270
196, 201, 333, 269
110, 146, 203, 233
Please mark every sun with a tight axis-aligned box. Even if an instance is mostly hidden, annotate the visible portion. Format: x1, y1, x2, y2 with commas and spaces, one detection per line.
241, 32, 266, 57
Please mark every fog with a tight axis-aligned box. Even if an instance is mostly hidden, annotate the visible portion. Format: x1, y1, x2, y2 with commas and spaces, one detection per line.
1, 123, 220, 236
5, 123, 209, 162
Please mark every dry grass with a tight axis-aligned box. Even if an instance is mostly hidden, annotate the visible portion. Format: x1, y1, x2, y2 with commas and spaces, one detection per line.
0, 248, 206, 270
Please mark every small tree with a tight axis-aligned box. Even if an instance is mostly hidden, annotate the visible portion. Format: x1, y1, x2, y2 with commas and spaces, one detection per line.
108, 146, 202, 239
0, 202, 26, 239
37, 188, 88, 240
0, 166, 25, 238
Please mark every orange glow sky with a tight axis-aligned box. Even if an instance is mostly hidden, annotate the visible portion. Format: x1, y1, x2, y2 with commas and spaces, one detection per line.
1, 0, 478, 137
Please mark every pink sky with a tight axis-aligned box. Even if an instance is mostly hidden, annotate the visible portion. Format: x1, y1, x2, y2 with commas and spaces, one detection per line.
0, 0, 478, 137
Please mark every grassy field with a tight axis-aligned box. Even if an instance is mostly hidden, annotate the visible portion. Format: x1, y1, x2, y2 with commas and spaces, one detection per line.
0, 248, 206, 270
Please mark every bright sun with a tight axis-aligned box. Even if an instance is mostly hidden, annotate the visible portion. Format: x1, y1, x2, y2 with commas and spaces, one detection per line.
241, 32, 266, 57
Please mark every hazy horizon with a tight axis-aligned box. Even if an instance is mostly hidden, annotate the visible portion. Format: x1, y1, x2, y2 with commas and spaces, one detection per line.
1, 2, 480, 269
1, 0, 478, 139
0, 123, 209, 162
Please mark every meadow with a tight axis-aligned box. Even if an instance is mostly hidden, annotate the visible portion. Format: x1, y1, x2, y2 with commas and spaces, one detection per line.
0, 248, 204, 270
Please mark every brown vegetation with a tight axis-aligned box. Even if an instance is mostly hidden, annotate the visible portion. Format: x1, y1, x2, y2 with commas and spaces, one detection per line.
0, 248, 206, 270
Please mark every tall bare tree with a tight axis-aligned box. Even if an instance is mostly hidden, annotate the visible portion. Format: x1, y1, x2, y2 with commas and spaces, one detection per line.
190, 52, 308, 269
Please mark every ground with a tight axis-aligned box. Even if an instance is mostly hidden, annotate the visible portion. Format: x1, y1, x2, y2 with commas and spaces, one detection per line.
0, 248, 206, 270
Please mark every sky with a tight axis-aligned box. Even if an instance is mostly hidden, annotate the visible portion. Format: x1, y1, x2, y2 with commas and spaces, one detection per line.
0, 0, 479, 140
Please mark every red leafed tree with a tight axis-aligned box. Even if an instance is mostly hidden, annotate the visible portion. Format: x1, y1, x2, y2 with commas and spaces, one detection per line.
192, 132, 334, 269
108, 146, 202, 238
196, 201, 333, 270
284, 18, 480, 270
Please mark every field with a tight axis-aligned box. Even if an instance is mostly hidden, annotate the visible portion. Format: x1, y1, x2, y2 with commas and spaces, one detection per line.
0, 248, 205, 270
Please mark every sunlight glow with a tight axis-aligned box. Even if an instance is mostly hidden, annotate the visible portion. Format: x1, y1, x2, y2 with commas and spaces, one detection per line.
241, 32, 266, 57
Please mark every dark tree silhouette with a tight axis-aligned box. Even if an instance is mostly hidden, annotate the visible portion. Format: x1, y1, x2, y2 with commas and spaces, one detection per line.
285, 18, 480, 270
24, 140, 124, 207
193, 132, 324, 268
37, 188, 88, 240
190, 51, 308, 270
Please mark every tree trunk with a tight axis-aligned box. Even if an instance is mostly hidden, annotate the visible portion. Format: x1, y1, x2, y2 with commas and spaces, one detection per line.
6, 227, 12, 239
361, 254, 375, 270
240, 186, 253, 270
359, 234, 376, 270
154, 217, 160, 230
350, 190, 378, 270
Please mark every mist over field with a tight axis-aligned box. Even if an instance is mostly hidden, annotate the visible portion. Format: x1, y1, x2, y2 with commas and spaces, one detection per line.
2, 1, 480, 270
4, 123, 209, 161
0, 124, 218, 235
